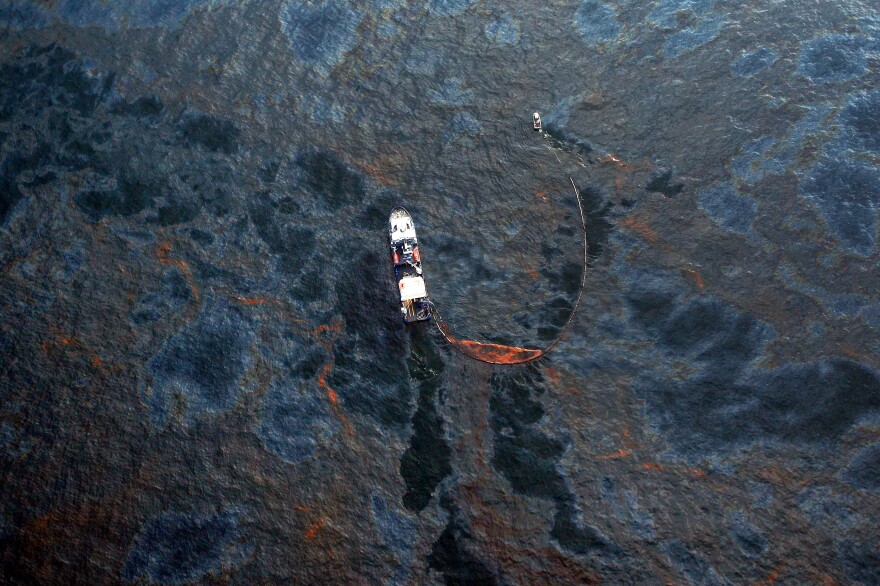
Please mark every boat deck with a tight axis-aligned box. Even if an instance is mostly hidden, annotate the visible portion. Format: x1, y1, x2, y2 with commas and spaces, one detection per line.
389, 207, 431, 323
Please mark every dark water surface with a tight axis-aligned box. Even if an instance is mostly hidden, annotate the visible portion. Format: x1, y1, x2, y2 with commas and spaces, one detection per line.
1, 0, 879, 584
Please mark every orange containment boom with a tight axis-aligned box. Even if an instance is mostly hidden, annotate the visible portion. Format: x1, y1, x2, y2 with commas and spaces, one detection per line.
432, 177, 588, 365
436, 323, 544, 364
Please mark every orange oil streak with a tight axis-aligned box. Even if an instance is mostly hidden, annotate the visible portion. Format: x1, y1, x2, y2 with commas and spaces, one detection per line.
683, 268, 705, 289
355, 152, 405, 186
599, 153, 632, 169
618, 216, 658, 244
231, 296, 270, 305
156, 242, 200, 302
358, 162, 397, 186
312, 322, 352, 435
304, 517, 326, 540
314, 323, 343, 339
598, 449, 631, 460
598, 153, 652, 173
40, 334, 105, 369
317, 362, 340, 408
752, 567, 783, 586
621, 428, 640, 450
640, 462, 705, 477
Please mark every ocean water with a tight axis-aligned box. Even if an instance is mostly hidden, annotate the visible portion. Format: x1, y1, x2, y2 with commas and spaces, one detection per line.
1, 1, 879, 584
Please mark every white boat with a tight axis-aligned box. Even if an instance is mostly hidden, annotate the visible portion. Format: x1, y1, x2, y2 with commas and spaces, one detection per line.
533, 112, 542, 131
388, 207, 431, 323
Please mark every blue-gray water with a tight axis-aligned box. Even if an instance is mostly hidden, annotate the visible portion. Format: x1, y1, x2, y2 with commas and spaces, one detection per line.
1, 1, 879, 584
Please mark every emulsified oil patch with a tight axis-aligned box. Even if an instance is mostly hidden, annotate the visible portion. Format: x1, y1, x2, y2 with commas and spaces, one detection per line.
3, 0, 880, 582
122, 506, 252, 584
400, 327, 451, 511
280, 0, 364, 76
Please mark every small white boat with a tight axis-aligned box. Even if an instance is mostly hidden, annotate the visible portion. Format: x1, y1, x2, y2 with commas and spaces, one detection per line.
388, 207, 431, 323
533, 112, 542, 131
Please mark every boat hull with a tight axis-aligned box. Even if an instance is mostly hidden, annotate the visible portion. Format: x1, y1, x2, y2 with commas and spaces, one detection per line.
389, 207, 431, 323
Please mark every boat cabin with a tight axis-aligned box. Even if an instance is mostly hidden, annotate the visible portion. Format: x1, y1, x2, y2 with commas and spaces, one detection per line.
388, 207, 431, 323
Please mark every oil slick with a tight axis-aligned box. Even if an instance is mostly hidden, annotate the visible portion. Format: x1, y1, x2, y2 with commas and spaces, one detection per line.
398, 175, 587, 366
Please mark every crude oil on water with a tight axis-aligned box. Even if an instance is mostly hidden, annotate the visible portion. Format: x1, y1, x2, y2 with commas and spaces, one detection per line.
1, 0, 879, 584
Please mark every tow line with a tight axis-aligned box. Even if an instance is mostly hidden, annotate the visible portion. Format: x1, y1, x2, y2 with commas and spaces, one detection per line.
431, 177, 588, 365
